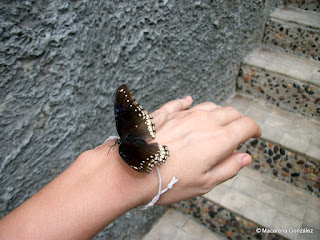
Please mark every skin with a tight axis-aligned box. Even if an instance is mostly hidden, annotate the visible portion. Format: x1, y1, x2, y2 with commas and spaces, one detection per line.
0, 96, 261, 240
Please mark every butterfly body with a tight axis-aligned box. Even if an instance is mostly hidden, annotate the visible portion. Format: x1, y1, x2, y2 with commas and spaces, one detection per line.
114, 84, 169, 173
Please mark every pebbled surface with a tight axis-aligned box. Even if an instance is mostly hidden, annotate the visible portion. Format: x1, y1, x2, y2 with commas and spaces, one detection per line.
283, 0, 320, 12
263, 8, 320, 61
0, 0, 279, 238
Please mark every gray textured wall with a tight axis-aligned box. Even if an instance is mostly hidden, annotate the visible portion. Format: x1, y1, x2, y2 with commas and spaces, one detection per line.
0, 0, 279, 239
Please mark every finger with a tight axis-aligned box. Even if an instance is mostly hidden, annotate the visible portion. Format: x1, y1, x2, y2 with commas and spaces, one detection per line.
225, 117, 262, 149
206, 153, 252, 185
210, 107, 244, 126
189, 102, 221, 111
152, 96, 193, 117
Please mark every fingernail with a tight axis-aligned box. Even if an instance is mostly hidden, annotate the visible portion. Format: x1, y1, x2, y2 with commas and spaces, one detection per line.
242, 155, 252, 167
185, 95, 192, 101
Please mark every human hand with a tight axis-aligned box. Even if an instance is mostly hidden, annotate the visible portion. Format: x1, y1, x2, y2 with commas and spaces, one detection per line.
146, 96, 261, 205
103, 96, 261, 206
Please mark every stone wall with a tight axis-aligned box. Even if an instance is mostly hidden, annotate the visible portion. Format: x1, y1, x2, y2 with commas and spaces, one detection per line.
0, 0, 279, 238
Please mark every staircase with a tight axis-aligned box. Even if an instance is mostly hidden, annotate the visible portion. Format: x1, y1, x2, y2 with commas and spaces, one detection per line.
143, 2, 319, 240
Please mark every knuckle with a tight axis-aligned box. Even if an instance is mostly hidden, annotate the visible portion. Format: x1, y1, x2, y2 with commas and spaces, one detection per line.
243, 116, 256, 128
161, 105, 170, 114
229, 161, 242, 178
217, 126, 232, 142
193, 102, 219, 111
225, 106, 236, 111
204, 102, 218, 108
189, 109, 200, 119
161, 99, 184, 114
201, 175, 217, 193
225, 106, 242, 118
244, 117, 260, 137
189, 110, 208, 123
219, 127, 238, 148
176, 99, 184, 109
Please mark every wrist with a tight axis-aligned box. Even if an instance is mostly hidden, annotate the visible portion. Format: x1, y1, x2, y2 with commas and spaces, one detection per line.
89, 141, 159, 209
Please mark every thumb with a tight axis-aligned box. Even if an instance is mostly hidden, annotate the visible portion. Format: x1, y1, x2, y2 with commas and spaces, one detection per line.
208, 153, 252, 185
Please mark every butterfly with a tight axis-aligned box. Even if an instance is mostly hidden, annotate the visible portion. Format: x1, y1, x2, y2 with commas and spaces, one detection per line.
114, 84, 169, 173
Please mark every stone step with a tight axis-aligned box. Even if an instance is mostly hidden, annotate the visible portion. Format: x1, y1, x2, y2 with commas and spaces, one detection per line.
227, 94, 320, 196
142, 208, 225, 240
236, 48, 320, 120
271, 8, 320, 29
283, 0, 320, 12
263, 8, 320, 61
205, 167, 320, 240
173, 166, 320, 240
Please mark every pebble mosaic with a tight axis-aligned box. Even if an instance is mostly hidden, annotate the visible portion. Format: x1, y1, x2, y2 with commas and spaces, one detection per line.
236, 138, 320, 196
237, 65, 320, 120
172, 197, 287, 240
283, 0, 320, 12
263, 19, 320, 61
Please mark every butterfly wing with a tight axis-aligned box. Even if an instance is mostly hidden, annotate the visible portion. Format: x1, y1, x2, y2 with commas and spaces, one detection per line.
119, 139, 169, 173
114, 84, 155, 141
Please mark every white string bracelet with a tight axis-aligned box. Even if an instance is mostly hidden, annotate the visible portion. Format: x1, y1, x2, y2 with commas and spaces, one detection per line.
139, 166, 179, 210
104, 136, 179, 210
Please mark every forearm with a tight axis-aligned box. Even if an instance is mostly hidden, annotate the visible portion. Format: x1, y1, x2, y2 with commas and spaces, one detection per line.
0, 142, 156, 240
0, 97, 261, 239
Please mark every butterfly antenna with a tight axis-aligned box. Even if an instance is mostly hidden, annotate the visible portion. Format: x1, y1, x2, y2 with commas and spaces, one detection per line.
107, 140, 118, 155
99, 126, 118, 154
100, 125, 107, 132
